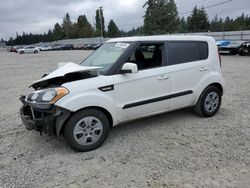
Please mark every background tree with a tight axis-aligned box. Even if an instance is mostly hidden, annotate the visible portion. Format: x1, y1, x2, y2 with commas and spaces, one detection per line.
234, 13, 247, 30
5, 7, 250, 46
178, 17, 188, 33
224, 16, 235, 31
52, 23, 64, 41
143, 0, 179, 35
210, 15, 224, 32
46, 29, 53, 42
187, 6, 210, 32
95, 8, 105, 37
62, 13, 73, 39
77, 15, 93, 38
107, 19, 120, 37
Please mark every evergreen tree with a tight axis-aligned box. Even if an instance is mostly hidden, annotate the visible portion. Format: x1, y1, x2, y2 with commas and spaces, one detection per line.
187, 6, 210, 32
123, 26, 144, 36
210, 15, 223, 32
62, 13, 73, 39
53, 23, 64, 41
224, 16, 235, 31
107, 20, 120, 37
6, 37, 14, 46
179, 17, 187, 33
235, 13, 246, 30
246, 15, 250, 29
71, 23, 79, 39
95, 8, 105, 36
143, 0, 179, 35
77, 15, 93, 37
47, 29, 53, 42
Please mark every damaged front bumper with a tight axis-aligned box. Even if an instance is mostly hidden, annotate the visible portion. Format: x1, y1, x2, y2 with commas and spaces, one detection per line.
20, 96, 71, 136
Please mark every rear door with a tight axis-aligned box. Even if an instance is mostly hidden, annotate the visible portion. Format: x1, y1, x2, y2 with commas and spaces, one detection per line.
166, 41, 209, 110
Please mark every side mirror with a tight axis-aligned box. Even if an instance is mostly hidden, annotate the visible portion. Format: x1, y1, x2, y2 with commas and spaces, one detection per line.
120, 63, 138, 74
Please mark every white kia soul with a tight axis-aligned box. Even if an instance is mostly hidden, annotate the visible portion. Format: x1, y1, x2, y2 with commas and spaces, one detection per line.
20, 35, 224, 152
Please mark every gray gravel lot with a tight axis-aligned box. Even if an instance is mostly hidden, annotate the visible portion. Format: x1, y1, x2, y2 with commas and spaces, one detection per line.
0, 50, 249, 188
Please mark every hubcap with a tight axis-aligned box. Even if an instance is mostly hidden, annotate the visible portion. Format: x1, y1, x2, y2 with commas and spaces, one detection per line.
73, 116, 103, 146
204, 91, 219, 113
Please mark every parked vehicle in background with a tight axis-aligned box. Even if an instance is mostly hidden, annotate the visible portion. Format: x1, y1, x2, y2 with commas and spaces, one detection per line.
39, 45, 52, 51
60, 44, 74, 50
20, 35, 224, 152
9, 46, 17, 52
238, 42, 250, 56
74, 43, 86, 50
17, 46, 39, 54
218, 41, 246, 55
92, 43, 103, 50
84, 43, 96, 50
9, 46, 22, 52
52, 44, 64, 50
216, 40, 230, 47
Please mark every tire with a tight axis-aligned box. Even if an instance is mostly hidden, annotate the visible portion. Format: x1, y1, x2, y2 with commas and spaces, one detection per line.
34, 50, 38, 54
64, 109, 110, 152
20, 51, 24, 54
239, 51, 245, 56
194, 86, 222, 117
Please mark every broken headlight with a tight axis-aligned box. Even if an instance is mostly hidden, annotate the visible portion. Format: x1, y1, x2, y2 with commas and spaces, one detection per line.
26, 87, 69, 104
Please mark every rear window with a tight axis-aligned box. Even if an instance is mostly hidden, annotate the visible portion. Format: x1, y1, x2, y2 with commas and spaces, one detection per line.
167, 41, 208, 65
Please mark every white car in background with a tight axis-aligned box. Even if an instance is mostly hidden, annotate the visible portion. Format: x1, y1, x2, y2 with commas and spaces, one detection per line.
39, 45, 52, 51
17, 46, 39, 54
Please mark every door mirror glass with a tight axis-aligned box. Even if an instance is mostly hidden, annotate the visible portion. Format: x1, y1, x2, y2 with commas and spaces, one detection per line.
120, 63, 138, 74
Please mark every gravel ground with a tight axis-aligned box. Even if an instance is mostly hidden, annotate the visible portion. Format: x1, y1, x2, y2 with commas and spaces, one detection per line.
0, 50, 249, 188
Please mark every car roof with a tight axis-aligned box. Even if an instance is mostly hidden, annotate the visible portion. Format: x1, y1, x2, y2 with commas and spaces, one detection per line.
107, 35, 214, 43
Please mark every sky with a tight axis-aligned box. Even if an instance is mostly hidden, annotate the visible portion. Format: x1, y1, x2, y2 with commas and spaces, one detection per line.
0, 0, 249, 40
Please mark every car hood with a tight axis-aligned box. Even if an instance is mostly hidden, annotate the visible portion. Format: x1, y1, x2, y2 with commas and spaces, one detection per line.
30, 62, 101, 89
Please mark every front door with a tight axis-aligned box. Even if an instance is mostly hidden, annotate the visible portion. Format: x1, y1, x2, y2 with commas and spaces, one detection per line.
113, 43, 171, 121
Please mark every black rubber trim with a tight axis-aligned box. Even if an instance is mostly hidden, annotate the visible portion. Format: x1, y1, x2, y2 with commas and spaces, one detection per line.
123, 90, 193, 109
98, 85, 114, 92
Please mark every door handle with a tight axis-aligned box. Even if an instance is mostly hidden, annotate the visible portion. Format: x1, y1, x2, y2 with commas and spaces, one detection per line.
200, 67, 208, 72
158, 75, 169, 80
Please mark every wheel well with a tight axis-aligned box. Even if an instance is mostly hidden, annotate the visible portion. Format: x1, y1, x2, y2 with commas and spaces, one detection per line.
83, 106, 113, 128
60, 106, 113, 135
208, 83, 223, 95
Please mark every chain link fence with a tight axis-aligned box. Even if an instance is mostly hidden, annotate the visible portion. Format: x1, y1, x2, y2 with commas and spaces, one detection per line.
48, 30, 250, 45
44, 37, 109, 46
179, 30, 250, 41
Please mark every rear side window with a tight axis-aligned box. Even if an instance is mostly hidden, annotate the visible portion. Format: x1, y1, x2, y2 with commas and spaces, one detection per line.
167, 41, 208, 65
199, 42, 209, 60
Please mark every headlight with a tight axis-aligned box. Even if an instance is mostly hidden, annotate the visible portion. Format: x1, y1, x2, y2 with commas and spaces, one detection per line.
27, 87, 69, 104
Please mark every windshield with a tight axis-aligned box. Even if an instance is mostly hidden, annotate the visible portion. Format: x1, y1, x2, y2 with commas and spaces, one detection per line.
228, 41, 243, 47
80, 42, 130, 72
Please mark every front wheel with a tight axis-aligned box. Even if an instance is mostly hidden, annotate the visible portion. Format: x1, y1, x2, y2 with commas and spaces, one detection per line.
194, 86, 222, 117
64, 109, 110, 152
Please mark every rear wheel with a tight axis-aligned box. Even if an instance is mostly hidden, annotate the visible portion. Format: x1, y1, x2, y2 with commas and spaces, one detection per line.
20, 51, 24, 54
64, 109, 110, 152
239, 49, 246, 56
34, 50, 38, 53
194, 86, 222, 117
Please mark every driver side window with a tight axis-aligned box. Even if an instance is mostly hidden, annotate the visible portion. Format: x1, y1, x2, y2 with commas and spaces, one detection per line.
127, 43, 163, 71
